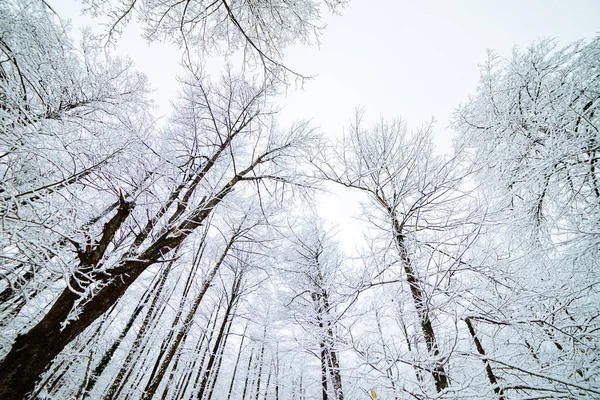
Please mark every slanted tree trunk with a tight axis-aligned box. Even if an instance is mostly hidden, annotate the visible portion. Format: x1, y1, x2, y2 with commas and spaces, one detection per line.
465, 317, 504, 399
142, 235, 236, 400
384, 202, 449, 392
261, 362, 272, 400
175, 305, 218, 400
84, 272, 159, 397
197, 274, 241, 400
205, 315, 235, 400
241, 350, 255, 400
188, 306, 222, 399
141, 257, 203, 399
226, 324, 248, 400
103, 260, 175, 400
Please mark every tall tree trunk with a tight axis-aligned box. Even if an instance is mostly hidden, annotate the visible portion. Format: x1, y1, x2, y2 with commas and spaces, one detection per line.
196, 275, 241, 400
253, 328, 267, 400
103, 260, 175, 400
143, 245, 201, 396
384, 202, 449, 392
189, 299, 223, 399
205, 314, 235, 400
261, 362, 272, 400
319, 338, 329, 400
322, 291, 343, 400
240, 350, 254, 400
226, 324, 248, 400
159, 333, 188, 400
83, 276, 155, 397
273, 349, 280, 400
142, 236, 235, 400
465, 317, 504, 399
176, 305, 217, 400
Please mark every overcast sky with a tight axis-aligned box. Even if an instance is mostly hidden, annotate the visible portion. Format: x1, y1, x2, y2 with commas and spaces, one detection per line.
53, 0, 600, 141
51, 0, 600, 248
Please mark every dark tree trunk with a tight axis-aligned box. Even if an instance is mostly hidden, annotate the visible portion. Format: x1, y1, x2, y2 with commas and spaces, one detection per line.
0, 158, 253, 399
226, 325, 248, 400
197, 275, 240, 400
205, 315, 235, 400
176, 305, 217, 400
84, 295, 147, 396
319, 338, 329, 400
241, 350, 254, 400
465, 317, 504, 399
322, 293, 343, 400
142, 237, 235, 400
253, 336, 266, 400
261, 362, 272, 400
387, 205, 449, 392
189, 300, 223, 399
103, 261, 174, 400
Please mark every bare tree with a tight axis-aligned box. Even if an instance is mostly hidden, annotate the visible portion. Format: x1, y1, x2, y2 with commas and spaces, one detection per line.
0, 0, 149, 327
453, 37, 600, 398
83, 0, 347, 78
282, 217, 346, 400
0, 52, 318, 397
315, 111, 474, 395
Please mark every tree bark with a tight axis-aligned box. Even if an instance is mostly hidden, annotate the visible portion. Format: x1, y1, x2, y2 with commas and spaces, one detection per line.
241, 350, 254, 400
197, 275, 240, 400
0, 171, 244, 398
226, 324, 248, 400
175, 304, 217, 399
465, 317, 504, 399
103, 261, 174, 399
205, 314, 235, 400
382, 200, 449, 392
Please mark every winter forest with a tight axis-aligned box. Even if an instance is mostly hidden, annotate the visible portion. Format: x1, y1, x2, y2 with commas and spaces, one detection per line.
0, 0, 599, 399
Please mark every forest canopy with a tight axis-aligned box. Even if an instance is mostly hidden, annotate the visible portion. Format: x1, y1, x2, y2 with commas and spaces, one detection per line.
0, 1, 599, 399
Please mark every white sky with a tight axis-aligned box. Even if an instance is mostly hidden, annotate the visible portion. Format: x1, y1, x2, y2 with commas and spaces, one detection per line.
51, 0, 600, 250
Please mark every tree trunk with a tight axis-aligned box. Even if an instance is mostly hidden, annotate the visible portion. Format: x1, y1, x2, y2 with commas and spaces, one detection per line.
196, 275, 240, 400
253, 328, 267, 400
261, 362, 272, 400
84, 292, 148, 396
189, 299, 223, 399
142, 236, 235, 400
322, 292, 343, 400
319, 338, 329, 400
205, 315, 235, 400
226, 324, 248, 400
465, 317, 503, 399
176, 305, 217, 400
241, 350, 254, 400
386, 204, 449, 392
103, 261, 174, 400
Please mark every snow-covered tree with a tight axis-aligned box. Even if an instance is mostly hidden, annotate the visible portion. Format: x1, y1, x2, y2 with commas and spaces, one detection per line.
282, 217, 347, 400
454, 37, 600, 398
0, 5, 319, 395
315, 111, 476, 396
83, 0, 347, 78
